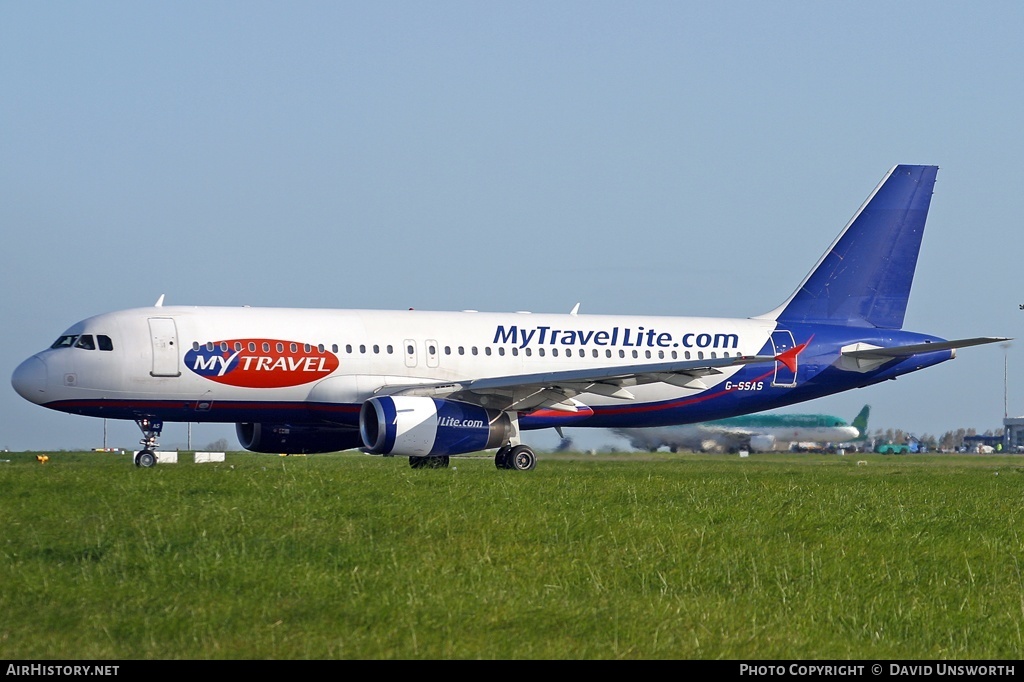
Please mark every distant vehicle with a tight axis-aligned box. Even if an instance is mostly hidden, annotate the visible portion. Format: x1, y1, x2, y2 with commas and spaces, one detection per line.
614, 405, 870, 453
875, 441, 910, 455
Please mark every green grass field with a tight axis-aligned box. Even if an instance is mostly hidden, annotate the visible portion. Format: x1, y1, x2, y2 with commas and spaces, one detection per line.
1, 449, 1022, 660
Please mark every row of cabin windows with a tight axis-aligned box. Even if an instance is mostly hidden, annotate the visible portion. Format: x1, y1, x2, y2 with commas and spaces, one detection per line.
466, 347, 729, 360
190, 339, 731, 362
50, 334, 114, 351
191, 341, 370, 355
49, 333, 733, 362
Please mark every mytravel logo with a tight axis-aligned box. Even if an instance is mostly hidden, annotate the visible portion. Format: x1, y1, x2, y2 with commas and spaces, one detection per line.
185, 338, 339, 388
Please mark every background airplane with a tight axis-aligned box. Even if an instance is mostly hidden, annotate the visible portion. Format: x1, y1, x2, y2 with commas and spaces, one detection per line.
612, 405, 870, 453
11, 165, 1008, 471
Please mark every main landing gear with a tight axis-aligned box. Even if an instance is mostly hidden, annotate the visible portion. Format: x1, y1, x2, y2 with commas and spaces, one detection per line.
403, 445, 537, 471
133, 417, 163, 468
494, 444, 537, 471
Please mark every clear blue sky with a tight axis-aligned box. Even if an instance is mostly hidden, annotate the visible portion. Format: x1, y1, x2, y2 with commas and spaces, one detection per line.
2, 2, 1020, 452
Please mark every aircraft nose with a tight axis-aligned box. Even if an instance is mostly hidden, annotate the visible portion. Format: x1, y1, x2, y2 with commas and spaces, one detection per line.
12, 356, 48, 404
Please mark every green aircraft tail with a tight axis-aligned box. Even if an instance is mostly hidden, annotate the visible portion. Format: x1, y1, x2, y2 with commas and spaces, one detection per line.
851, 405, 871, 439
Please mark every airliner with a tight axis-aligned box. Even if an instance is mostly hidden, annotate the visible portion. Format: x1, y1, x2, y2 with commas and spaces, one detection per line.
613, 405, 871, 453
11, 165, 1007, 470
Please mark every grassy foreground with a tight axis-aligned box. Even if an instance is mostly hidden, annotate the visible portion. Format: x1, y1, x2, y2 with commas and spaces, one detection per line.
1, 450, 1022, 660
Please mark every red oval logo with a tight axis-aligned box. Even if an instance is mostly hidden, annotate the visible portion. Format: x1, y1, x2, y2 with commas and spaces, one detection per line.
185, 338, 339, 388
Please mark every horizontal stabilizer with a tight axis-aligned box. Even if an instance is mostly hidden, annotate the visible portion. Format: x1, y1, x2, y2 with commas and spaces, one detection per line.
842, 337, 1010, 360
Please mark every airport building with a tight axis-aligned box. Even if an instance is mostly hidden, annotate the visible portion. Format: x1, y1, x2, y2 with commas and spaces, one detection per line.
1003, 417, 1024, 453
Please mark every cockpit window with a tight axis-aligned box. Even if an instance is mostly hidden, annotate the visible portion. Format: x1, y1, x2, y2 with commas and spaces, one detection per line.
50, 334, 113, 350
51, 335, 78, 349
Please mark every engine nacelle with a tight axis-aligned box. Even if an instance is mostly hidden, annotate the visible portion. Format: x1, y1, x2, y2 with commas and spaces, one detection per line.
360, 396, 511, 456
749, 434, 777, 453
236, 422, 363, 454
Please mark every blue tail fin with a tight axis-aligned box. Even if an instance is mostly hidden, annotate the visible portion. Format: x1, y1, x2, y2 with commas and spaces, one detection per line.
763, 165, 938, 329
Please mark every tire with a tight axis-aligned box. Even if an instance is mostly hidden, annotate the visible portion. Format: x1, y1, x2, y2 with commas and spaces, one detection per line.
507, 445, 537, 471
136, 450, 157, 468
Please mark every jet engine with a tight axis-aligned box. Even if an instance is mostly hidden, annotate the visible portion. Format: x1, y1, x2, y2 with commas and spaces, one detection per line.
360, 396, 511, 456
236, 422, 363, 454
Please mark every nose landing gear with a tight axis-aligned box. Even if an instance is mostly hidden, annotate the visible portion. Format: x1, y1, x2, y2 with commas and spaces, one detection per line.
133, 417, 163, 468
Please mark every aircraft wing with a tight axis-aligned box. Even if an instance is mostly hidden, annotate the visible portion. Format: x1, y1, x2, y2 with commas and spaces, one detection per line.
379, 353, 777, 413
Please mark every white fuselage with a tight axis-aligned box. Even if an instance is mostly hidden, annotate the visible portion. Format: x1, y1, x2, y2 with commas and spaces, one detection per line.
15, 305, 779, 421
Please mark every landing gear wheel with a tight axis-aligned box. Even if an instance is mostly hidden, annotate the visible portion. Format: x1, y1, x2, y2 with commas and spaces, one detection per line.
507, 445, 537, 471
133, 417, 163, 468
494, 445, 512, 470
